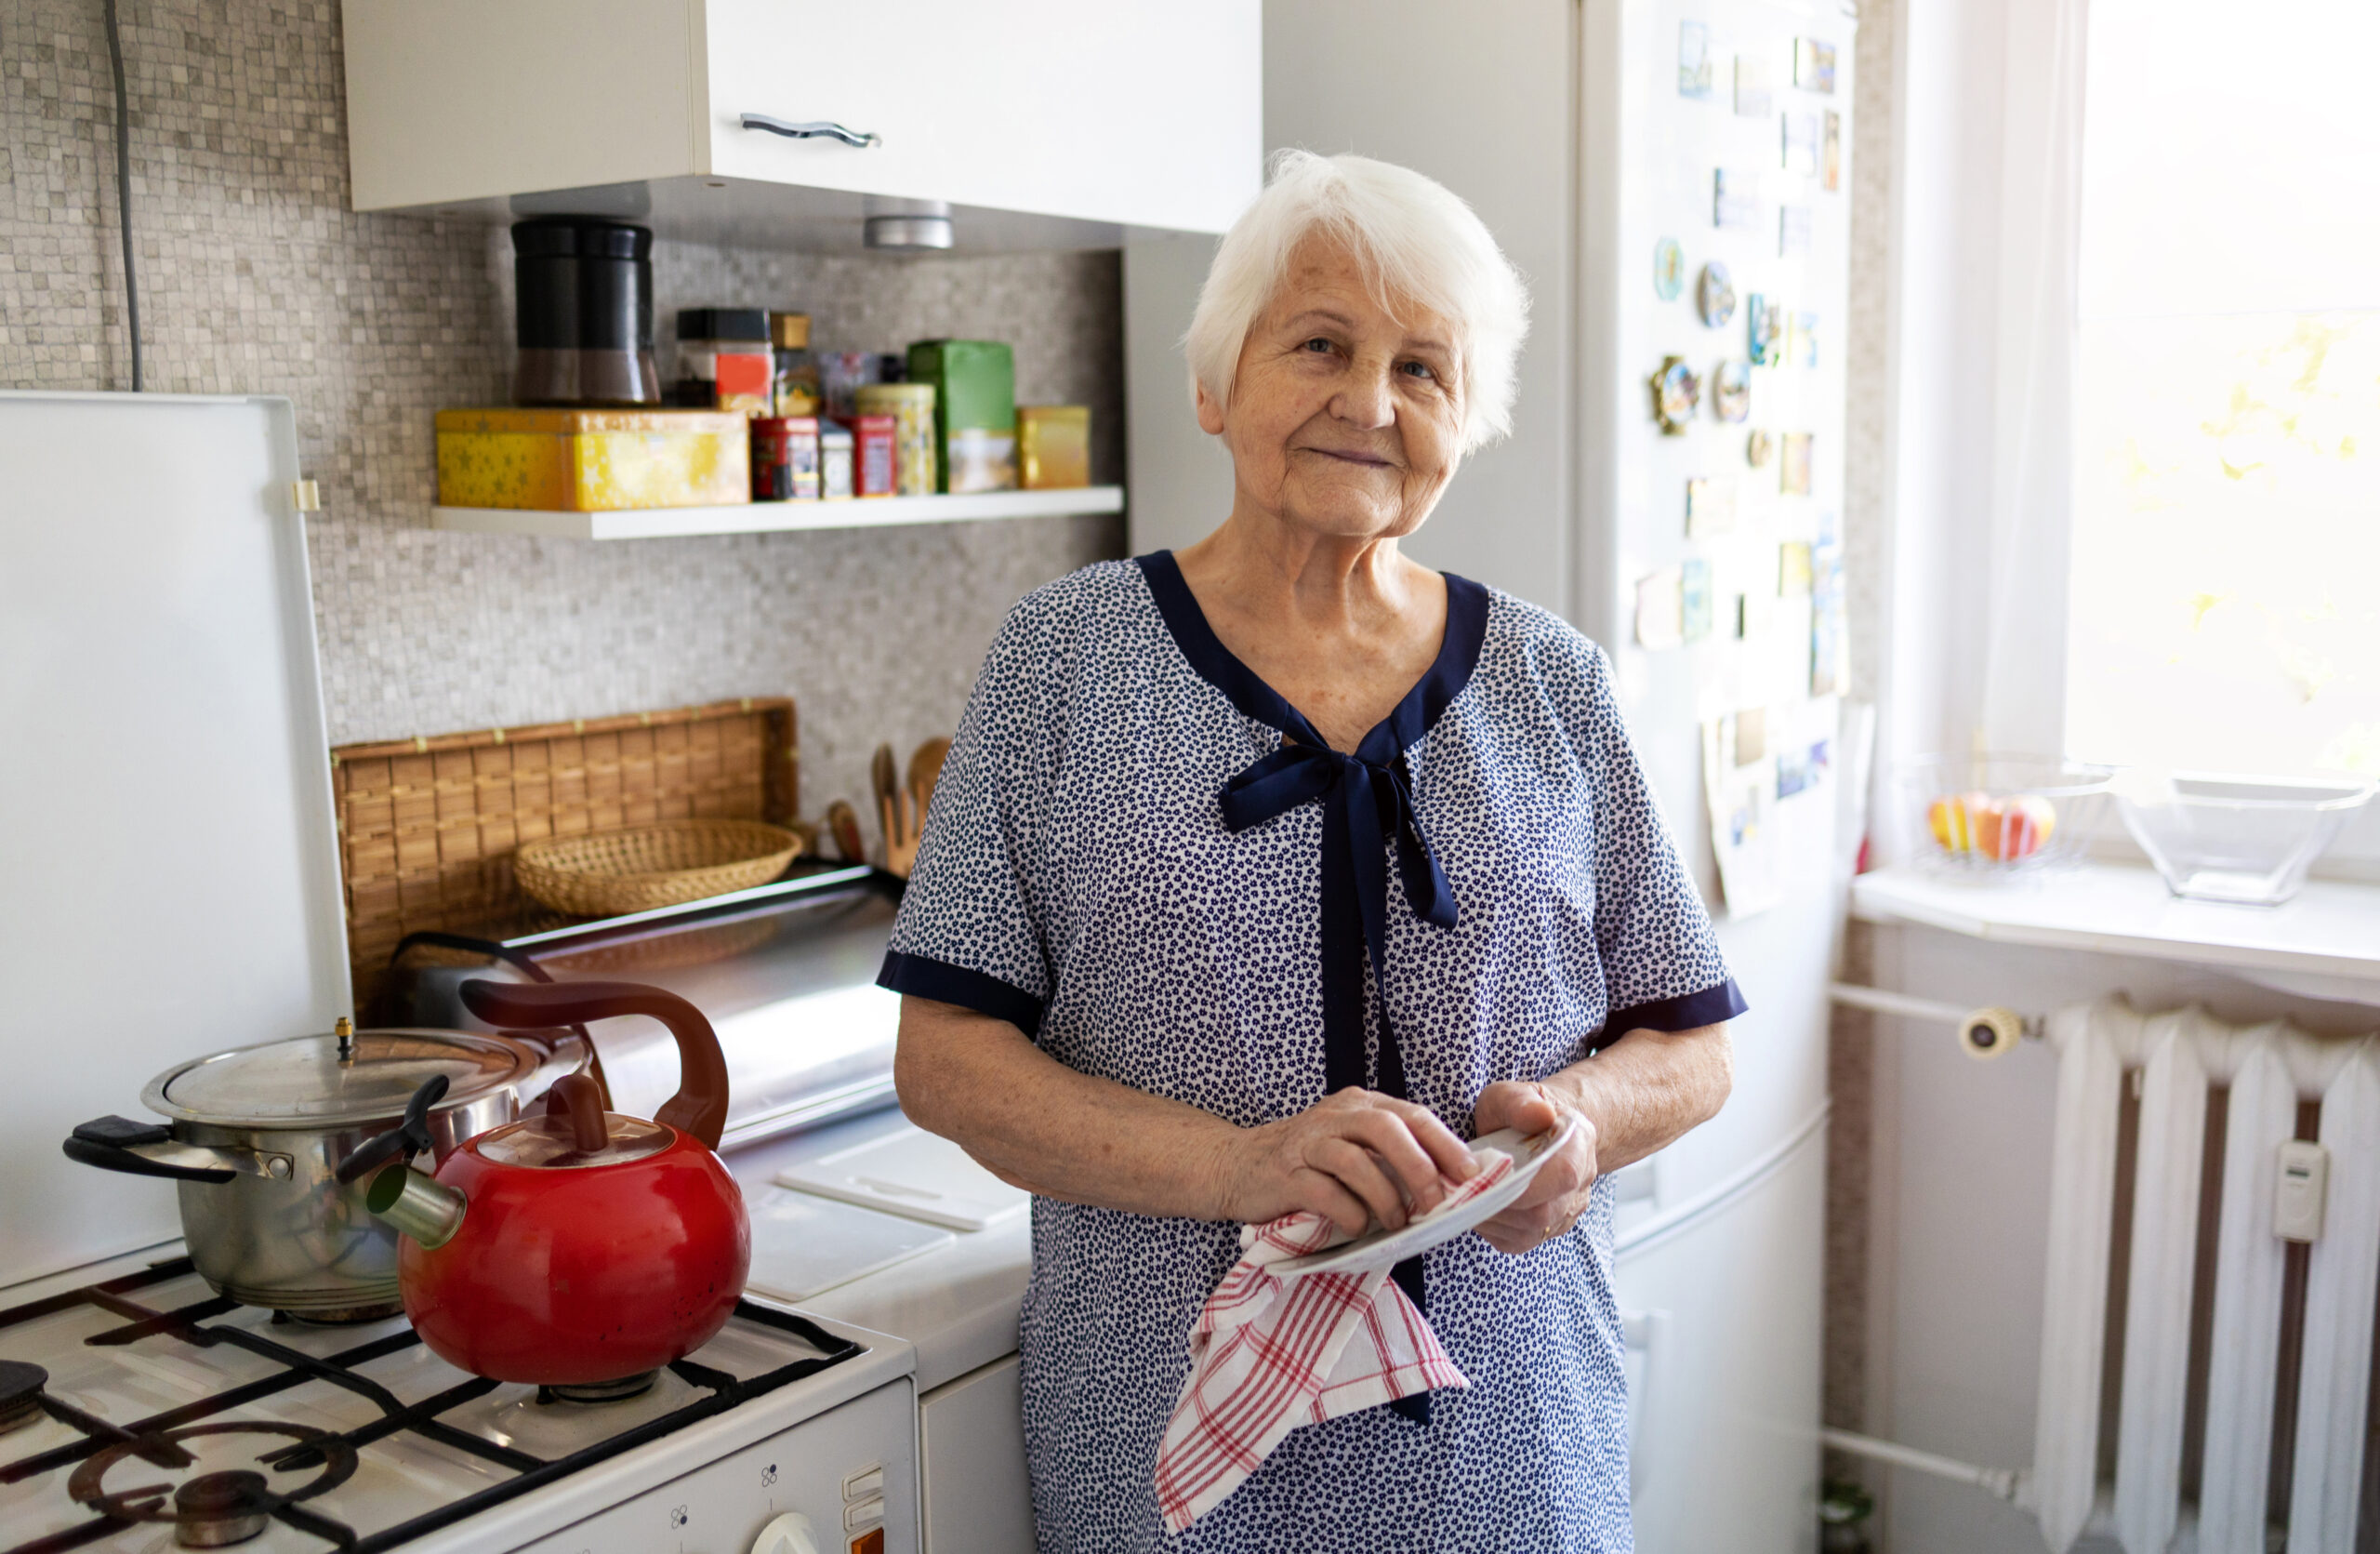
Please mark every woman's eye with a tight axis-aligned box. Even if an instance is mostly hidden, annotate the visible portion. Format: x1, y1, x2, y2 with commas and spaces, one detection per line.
1400, 360, 1438, 380
1302, 337, 1335, 353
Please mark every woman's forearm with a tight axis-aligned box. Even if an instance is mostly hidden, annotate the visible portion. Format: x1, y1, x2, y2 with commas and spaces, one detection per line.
1544, 1022, 1734, 1173
894, 994, 1241, 1217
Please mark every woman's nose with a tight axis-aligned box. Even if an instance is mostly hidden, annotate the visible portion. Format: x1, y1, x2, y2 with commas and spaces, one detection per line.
1329, 358, 1397, 430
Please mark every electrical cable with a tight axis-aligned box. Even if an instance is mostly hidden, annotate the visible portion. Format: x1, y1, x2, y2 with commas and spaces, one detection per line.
100, 0, 141, 392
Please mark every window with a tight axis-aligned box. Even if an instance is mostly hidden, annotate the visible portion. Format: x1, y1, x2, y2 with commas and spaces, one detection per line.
2065, 0, 2380, 779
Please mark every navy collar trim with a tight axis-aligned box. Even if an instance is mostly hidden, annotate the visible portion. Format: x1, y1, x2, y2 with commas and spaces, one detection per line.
1134, 550, 1489, 760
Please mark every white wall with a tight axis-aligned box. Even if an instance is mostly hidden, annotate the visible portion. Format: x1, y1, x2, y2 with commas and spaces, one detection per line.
1126, 0, 1577, 619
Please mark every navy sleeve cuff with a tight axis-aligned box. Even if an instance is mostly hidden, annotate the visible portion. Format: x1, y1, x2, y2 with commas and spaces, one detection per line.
1595, 978, 1749, 1047
878, 950, 1048, 1040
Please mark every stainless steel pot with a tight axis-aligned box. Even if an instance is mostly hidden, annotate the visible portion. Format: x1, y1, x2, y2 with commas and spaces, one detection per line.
62, 1020, 549, 1319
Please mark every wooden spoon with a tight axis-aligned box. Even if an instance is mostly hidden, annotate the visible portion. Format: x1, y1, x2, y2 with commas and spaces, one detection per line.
825, 799, 866, 866
907, 737, 952, 818
873, 741, 922, 877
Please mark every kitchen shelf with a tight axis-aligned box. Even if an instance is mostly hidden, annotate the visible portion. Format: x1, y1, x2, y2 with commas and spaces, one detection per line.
1851, 862, 2380, 1005
431, 485, 1124, 541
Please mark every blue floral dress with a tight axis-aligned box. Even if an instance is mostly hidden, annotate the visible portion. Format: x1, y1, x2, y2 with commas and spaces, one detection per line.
879, 554, 1743, 1553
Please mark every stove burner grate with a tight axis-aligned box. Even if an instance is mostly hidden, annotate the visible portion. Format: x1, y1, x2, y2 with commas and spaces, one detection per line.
0, 1259, 865, 1554
68, 1422, 357, 1549
0, 1363, 46, 1437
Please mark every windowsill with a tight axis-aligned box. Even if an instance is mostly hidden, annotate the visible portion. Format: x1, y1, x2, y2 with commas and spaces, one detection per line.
1850, 862, 2380, 1005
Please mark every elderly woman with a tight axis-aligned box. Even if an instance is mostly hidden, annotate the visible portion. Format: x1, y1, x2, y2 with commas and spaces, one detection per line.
881, 152, 1742, 1551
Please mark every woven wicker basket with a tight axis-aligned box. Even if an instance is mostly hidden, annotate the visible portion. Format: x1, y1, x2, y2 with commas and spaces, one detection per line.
511, 818, 803, 917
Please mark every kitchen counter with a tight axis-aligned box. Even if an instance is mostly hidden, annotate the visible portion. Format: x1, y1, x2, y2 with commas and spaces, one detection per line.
728, 1106, 1032, 1395
1851, 862, 2380, 1004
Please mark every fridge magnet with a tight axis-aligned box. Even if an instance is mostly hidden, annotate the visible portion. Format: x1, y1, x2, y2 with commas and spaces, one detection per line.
1823, 110, 1843, 192
1711, 360, 1752, 422
1782, 113, 1819, 177
1702, 716, 1783, 918
1635, 567, 1686, 649
1686, 476, 1738, 538
1746, 294, 1783, 365
1682, 558, 1714, 643
1696, 261, 1737, 326
1780, 432, 1815, 495
1795, 38, 1838, 94
1679, 20, 1714, 99
1712, 170, 1758, 232
1811, 532, 1848, 695
1795, 311, 1820, 368
1811, 595, 1849, 697
1654, 237, 1686, 300
1779, 205, 1813, 258
1777, 740, 1820, 799
1746, 428, 1776, 467
1648, 357, 1701, 434
1778, 539, 1814, 595
1733, 706, 1768, 764
1734, 56, 1774, 117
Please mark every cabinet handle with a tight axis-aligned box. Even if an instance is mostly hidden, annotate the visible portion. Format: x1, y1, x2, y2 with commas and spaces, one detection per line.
739, 113, 881, 149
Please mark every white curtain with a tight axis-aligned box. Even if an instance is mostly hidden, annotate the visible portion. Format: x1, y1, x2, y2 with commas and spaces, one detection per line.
1977, 0, 2092, 758
1873, 0, 2092, 860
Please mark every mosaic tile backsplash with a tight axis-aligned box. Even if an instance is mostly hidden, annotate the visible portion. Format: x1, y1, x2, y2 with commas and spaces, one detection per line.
0, 0, 1129, 820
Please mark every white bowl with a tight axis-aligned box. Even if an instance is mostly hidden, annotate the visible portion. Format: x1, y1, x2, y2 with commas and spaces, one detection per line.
2115, 773, 2376, 906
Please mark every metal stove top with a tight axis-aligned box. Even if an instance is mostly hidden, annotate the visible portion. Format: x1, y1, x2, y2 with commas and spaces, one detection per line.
0, 1261, 866, 1554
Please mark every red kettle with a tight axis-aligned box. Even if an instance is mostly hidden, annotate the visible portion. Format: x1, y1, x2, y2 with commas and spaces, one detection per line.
344, 979, 749, 1394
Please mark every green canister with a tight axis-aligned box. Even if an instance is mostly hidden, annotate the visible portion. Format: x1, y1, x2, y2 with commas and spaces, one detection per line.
906, 339, 1016, 493
855, 382, 938, 497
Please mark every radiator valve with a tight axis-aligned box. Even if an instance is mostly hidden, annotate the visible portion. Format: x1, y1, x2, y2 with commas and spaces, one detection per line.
1959, 1006, 2030, 1060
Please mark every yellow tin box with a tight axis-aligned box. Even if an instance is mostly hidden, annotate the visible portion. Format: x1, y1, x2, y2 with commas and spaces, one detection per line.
435, 408, 750, 511
1016, 405, 1091, 490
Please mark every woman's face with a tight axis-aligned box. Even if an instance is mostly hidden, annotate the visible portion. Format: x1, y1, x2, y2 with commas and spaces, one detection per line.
1198, 236, 1466, 544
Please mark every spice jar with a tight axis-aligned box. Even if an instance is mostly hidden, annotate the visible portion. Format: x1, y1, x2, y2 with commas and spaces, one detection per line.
854, 383, 937, 496
771, 312, 821, 417
819, 422, 855, 500
670, 308, 774, 417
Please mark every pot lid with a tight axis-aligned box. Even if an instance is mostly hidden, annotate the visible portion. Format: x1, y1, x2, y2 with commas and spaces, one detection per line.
473, 1111, 672, 1170
143, 1026, 536, 1127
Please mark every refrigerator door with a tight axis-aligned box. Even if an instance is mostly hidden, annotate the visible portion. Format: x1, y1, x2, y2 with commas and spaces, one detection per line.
0, 392, 350, 1279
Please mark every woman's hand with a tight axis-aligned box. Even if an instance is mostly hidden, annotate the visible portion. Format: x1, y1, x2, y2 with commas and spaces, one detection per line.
1212, 1088, 1479, 1237
1470, 1080, 1600, 1255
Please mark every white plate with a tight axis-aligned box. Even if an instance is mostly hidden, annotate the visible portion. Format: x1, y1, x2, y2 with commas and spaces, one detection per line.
1268, 1118, 1581, 1280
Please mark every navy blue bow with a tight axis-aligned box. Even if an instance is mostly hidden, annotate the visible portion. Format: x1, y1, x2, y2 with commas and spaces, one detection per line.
1221, 731, 1459, 1427
1221, 738, 1458, 1099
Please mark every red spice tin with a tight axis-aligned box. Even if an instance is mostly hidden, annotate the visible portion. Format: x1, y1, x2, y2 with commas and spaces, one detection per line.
751, 416, 821, 501
838, 413, 898, 498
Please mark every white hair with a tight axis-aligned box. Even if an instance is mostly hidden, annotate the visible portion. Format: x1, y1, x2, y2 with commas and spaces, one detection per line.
1184, 151, 1530, 456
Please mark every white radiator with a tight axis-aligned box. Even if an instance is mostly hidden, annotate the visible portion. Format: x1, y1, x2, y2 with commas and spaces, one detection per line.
2034, 997, 2380, 1554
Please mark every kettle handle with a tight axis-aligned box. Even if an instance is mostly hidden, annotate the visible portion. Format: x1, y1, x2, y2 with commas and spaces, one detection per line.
458, 980, 730, 1150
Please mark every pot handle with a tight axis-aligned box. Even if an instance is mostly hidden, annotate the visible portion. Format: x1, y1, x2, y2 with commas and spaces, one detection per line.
62, 1117, 236, 1184
459, 979, 729, 1150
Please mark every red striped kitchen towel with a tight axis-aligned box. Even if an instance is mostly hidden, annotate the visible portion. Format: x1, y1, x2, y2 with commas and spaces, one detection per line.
1152, 1156, 1515, 1533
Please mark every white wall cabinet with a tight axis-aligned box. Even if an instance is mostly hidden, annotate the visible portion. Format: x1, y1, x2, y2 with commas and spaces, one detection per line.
345, 1, 1261, 249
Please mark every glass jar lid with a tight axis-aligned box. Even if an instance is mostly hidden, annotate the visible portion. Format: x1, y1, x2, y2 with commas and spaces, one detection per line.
145, 1028, 536, 1127
471, 1112, 672, 1170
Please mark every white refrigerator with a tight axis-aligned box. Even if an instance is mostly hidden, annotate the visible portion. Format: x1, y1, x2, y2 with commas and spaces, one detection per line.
1125, 2, 1852, 1547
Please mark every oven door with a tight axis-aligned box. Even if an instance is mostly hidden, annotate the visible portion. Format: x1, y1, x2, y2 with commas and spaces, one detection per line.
512, 1380, 918, 1554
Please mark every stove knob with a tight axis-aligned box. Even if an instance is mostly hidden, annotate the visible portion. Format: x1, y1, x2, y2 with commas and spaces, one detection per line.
750, 1511, 820, 1554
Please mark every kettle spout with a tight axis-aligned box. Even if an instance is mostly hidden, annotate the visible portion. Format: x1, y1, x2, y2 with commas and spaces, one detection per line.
364, 1164, 467, 1250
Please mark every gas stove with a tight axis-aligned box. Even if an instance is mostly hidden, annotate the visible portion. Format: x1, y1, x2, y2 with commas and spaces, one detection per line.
0, 1257, 918, 1554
